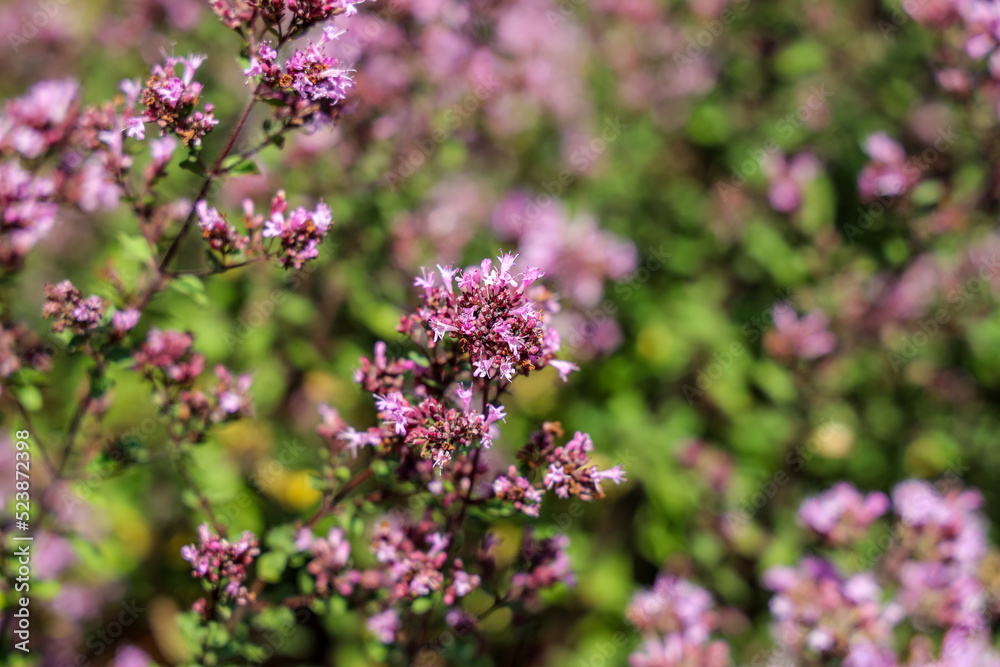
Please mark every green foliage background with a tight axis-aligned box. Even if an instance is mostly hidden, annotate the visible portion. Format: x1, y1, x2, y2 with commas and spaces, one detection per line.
3, 0, 1000, 664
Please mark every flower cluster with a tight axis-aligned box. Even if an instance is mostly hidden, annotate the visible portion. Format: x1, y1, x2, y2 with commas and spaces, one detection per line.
540, 430, 627, 501
254, 0, 369, 31
133, 329, 205, 385
180, 524, 260, 610
196, 200, 247, 254
0, 79, 79, 159
762, 151, 820, 214
798, 482, 889, 545
762, 480, 997, 665
353, 341, 415, 393
261, 190, 333, 268
764, 559, 899, 660
132, 330, 254, 440
210, 364, 255, 422
207, 0, 255, 30
764, 303, 837, 360
626, 574, 730, 667
376, 390, 505, 469
1, 162, 58, 270
404, 253, 560, 382
0, 321, 52, 383
888, 481, 989, 630
296, 526, 353, 595
328, 255, 613, 477
0, 79, 122, 271
245, 38, 354, 127
293, 512, 484, 644
194, 190, 333, 268
492, 464, 544, 517
510, 530, 576, 607
857, 132, 921, 202
905, 0, 1000, 116
41, 280, 106, 335
135, 55, 218, 147
490, 422, 625, 517
627, 479, 1000, 667
285, 255, 620, 650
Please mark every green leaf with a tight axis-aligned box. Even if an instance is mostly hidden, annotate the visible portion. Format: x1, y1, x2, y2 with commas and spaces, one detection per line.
176, 610, 208, 654
256, 552, 287, 583
15, 385, 43, 412
169, 275, 208, 307
105, 346, 133, 364
206, 622, 231, 648
118, 232, 155, 264
298, 568, 315, 595
251, 606, 295, 633
265, 524, 298, 555
221, 155, 260, 175
89, 373, 114, 399
179, 157, 205, 177
407, 351, 430, 367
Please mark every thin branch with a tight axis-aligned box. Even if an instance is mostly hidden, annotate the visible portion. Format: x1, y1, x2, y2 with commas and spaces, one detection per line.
170, 439, 225, 535
158, 90, 260, 273
57, 359, 105, 478
6, 392, 56, 477
167, 257, 269, 278
304, 467, 375, 528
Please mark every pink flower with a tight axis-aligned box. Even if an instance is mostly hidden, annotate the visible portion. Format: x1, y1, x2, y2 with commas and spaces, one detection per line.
765, 303, 836, 360
260, 191, 333, 268
111, 308, 140, 336
366, 608, 399, 644
139, 55, 218, 147
41, 280, 106, 334
763, 151, 821, 213
798, 483, 889, 544
180, 524, 259, 608
857, 132, 920, 201
124, 117, 146, 140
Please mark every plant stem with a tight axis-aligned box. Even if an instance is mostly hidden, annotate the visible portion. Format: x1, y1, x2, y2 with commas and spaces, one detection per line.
304, 467, 375, 528
158, 90, 260, 273
6, 392, 56, 477
57, 359, 106, 477
170, 437, 225, 535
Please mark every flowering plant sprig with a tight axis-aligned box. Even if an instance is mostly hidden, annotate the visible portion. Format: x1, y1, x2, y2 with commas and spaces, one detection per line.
173, 254, 627, 659
625, 479, 1000, 667
0, 2, 372, 660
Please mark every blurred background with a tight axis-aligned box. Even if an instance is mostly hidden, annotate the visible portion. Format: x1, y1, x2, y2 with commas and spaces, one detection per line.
3, 0, 1000, 664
